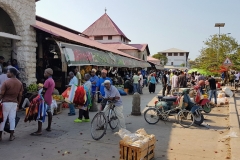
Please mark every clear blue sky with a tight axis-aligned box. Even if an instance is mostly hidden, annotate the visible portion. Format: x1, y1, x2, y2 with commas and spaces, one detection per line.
36, 0, 240, 60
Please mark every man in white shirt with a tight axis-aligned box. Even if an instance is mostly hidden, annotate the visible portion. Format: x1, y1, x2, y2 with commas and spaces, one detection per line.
234, 72, 239, 83
195, 73, 200, 84
138, 71, 143, 94
171, 72, 178, 94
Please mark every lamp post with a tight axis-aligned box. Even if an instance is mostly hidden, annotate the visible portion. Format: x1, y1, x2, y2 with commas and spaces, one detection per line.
215, 23, 225, 62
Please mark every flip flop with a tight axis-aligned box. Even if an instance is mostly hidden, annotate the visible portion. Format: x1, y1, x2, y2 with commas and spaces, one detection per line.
46, 128, 51, 132
30, 132, 42, 136
9, 136, 15, 141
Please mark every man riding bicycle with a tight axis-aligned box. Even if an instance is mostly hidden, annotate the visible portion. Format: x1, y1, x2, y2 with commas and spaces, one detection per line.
102, 80, 126, 129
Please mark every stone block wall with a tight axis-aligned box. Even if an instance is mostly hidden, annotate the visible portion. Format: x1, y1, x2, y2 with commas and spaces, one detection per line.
0, 0, 37, 85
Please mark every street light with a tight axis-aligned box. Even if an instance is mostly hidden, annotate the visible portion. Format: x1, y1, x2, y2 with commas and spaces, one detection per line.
215, 23, 225, 62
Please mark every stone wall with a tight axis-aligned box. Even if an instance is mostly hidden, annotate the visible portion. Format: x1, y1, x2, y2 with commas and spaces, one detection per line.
0, 0, 37, 85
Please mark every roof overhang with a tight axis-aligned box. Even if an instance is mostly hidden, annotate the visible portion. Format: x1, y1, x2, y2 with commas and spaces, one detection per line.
0, 32, 22, 40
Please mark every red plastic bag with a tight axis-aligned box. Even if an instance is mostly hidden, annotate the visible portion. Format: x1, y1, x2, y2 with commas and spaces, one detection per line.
62, 87, 71, 98
73, 86, 86, 105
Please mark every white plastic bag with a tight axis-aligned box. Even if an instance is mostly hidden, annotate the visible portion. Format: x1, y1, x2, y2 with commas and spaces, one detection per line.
222, 87, 233, 97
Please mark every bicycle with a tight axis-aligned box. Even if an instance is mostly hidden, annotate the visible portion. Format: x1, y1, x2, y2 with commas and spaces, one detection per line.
91, 91, 119, 140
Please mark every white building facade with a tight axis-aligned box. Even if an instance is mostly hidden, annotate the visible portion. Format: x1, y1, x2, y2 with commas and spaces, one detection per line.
159, 48, 189, 67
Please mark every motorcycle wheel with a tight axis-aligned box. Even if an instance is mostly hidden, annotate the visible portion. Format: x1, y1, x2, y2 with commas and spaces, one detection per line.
203, 103, 212, 113
193, 113, 204, 125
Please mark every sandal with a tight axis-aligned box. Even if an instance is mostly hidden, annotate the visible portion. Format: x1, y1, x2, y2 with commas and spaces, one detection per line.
46, 128, 51, 132
30, 132, 42, 136
9, 136, 15, 141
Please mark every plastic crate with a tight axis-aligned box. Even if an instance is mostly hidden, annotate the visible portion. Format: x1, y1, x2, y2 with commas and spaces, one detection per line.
119, 136, 155, 160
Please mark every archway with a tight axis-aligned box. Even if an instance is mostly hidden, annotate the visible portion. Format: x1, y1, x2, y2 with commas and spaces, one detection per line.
0, 0, 37, 84
0, 7, 17, 66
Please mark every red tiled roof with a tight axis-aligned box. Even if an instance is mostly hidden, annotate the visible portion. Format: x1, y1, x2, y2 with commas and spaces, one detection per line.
82, 13, 130, 41
33, 20, 142, 61
103, 42, 138, 50
128, 44, 147, 52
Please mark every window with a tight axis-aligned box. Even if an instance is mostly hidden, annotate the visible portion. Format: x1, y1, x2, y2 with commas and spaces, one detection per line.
94, 36, 103, 40
180, 53, 184, 56
108, 36, 112, 40
162, 53, 166, 56
174, 53, 178, 56
168, 53, 172, 56
171, 62, 173, 65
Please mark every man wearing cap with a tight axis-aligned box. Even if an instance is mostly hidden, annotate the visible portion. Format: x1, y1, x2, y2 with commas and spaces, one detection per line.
96, 69, 112, 110
30, 68, 55, 136
103, 80, 126, 129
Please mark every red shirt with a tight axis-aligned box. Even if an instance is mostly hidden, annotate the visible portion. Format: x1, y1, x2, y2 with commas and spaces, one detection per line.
43, 77, 55, 105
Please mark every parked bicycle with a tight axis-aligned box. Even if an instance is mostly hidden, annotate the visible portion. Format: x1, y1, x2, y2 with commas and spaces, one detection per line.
91, 91, 119, 140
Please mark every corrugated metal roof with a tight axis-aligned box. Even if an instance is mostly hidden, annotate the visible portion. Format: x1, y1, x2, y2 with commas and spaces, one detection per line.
159, 48, 189, 53
103, 42, 139, 50
82, 13, 130, 41
33, 20, 142, 62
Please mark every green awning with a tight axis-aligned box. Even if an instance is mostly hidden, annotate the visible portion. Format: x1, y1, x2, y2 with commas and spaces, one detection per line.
60, 42, 150, 68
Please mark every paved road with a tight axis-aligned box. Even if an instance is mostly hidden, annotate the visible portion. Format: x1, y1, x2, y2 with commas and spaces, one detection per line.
0, 84, 232, 160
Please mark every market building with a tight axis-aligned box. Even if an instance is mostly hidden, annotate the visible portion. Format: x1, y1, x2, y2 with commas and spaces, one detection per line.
0, 0, 38, 84
0, 0, 151, 90
83, 13, 150, 61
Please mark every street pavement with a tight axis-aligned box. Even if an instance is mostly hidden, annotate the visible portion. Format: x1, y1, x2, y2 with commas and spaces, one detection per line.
0, 84, 237, 160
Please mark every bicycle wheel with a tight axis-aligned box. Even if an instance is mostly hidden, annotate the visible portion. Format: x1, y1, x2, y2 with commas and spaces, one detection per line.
109, 109, 119, 130
177, 110, 194, 128
144, 108, 160, 124
91, 112, 108, 140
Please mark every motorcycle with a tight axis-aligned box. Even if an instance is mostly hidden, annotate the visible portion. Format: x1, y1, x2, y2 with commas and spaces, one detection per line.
156, 89, 204, 125
191, 85, 212, 113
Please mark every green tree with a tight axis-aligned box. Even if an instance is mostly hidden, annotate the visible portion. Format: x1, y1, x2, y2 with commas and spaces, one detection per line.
152, 53, 168, 65
180, 63, 185, 67
193, 34, 239, 72
188, 60, 196, 68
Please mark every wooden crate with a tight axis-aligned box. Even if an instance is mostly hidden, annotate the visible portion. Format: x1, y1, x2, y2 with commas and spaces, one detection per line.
119, 136, 155, 160
54, 102, 62, 115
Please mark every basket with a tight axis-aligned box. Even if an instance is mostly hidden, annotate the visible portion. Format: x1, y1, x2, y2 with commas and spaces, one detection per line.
119, 136, 156, 160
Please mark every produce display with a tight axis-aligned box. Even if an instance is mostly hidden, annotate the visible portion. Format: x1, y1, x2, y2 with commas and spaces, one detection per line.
52, 95, 64, 101
27, 84, 38, 92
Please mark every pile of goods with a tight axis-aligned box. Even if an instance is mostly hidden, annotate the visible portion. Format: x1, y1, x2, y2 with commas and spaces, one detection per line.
52, 95, 64, 101
27, 84, 38, 92
116, 128, 155, 147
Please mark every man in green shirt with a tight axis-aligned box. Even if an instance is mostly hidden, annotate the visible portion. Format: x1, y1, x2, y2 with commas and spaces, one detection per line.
132, 72, 140, 93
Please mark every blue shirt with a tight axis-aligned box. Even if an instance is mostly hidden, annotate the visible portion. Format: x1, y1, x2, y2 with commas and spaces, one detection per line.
97, 77, 112, 96
69, 76, 78, 86
104, 85, 122, 106
149, 76, 156, 84
90, 75, 99, 94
